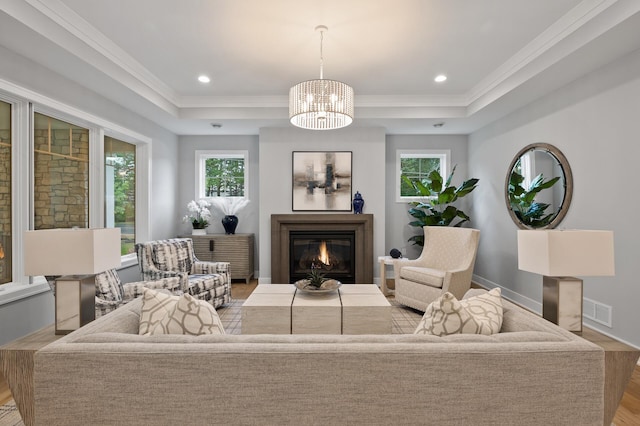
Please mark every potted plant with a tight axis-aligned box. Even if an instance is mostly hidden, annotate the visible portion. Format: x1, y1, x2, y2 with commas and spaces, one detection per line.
182, 199, 212, 235
507, 170, 560, 228
402, 165, 479, 246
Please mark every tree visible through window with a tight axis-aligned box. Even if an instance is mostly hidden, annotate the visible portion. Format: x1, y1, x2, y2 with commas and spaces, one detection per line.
197, 151, 248, 199
105, 137, 136, 255
396, 149, 450, 202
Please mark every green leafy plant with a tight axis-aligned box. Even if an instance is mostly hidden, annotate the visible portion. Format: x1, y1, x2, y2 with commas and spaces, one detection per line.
402, 165, 479, 246
508, 170, 560, 228
306, 266, 327, 288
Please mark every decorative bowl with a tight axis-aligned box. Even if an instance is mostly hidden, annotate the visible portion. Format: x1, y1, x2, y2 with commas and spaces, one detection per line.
294, 279, 342, 293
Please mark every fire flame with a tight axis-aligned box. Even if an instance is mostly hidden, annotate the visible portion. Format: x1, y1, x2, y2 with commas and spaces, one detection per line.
0, 242, 4, 259
318, 241, 330, 266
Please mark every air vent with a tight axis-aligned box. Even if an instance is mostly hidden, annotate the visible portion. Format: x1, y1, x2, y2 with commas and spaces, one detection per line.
583, 297, 612, 327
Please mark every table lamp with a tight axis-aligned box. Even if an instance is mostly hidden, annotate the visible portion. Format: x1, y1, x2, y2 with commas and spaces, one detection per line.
24, 228, 121, 334
517, 230, 614, 332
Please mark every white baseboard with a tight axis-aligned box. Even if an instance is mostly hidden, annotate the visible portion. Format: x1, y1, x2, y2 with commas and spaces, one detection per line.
472, 274, 542, 315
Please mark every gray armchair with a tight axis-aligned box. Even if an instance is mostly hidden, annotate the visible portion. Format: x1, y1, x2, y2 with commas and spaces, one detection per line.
94, 268, 181, 317
135, 238, 231, 308
393, 226, 480, 311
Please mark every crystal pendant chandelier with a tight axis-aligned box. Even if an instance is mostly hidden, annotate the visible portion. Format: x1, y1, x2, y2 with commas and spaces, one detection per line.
289, 25, 354, 130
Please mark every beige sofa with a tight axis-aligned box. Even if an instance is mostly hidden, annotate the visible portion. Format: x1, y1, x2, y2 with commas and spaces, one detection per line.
34, 292, 604, 426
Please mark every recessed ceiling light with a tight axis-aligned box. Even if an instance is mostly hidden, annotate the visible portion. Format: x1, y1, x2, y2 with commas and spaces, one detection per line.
434, 74, 447, 83
198, 75, 211, 83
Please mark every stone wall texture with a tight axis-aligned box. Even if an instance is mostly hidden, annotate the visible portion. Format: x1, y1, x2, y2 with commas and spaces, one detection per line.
0, 129, 10, 283
34, 128, 89, 230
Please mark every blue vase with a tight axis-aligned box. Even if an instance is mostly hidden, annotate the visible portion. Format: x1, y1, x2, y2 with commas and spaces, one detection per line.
221, 215, 238, 234
353, 191, 364, 214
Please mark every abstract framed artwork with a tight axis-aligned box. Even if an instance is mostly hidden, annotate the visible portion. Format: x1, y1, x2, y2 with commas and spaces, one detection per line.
292, 151, 352, 211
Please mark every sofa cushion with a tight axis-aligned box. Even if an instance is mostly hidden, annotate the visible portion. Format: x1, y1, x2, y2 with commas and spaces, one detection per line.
139, 288, 180, 335
399, 266, 445, 288
415, 288, 503, 336
152, 240, 193, 273
150, 293, 225, 336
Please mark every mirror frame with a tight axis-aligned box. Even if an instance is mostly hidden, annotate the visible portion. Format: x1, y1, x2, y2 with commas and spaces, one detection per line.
505, 143, 573, 230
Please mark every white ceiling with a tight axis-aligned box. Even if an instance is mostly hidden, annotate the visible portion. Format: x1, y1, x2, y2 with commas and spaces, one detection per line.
2, 0, 640, 135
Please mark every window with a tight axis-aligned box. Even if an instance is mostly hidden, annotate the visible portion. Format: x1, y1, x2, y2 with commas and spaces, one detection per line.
0, 100, 11, 284
105, 137, 136, 255
196, 150, 248, 199
33, 112, 89, 229
396, 149, 450, 202
0, 78, 152, 297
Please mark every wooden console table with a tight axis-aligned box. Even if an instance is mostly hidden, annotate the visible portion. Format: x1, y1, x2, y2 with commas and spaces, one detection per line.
0, 324, 61, 426
182, 233, 254, 283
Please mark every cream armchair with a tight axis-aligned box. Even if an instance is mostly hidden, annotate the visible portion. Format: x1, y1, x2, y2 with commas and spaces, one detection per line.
393, 226, 480, 311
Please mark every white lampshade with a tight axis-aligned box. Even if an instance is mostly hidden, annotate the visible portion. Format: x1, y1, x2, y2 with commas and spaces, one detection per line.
24, 228, 121, 276
517, 230, 615, 277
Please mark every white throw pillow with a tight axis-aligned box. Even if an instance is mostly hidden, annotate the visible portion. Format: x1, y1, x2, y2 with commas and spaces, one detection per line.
414, 288, 503, 336
150, 293, 225, 336
139, 288, 179, 335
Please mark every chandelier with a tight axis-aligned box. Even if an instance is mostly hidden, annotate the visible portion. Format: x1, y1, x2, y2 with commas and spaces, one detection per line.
289, 25, 354, 130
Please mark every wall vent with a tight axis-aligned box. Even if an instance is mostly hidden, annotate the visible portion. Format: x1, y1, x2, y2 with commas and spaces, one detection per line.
583, 297, 612, 327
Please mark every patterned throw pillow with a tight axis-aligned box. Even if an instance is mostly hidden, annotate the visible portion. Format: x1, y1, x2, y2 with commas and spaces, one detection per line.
150, 293, 225, 336
139, 288, 180, 335
414, 288, 503, 336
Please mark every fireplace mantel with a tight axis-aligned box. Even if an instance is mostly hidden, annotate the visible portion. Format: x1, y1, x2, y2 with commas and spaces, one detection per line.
271, 214, 373, 283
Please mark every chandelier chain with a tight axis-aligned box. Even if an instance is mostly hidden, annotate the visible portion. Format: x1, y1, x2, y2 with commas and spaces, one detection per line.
319, 29, 324, 80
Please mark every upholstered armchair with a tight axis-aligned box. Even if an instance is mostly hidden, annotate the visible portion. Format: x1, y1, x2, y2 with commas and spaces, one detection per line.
393, 226, 480, 311
135, 238, 231, 308
95, 268, 182, 318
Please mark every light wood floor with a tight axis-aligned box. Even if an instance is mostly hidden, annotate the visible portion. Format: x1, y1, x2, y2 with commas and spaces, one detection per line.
1, 280, 638, 425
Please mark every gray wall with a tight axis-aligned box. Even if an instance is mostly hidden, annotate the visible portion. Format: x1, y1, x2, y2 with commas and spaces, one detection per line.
469, 47, 640, 347
384, 135, 470, 262
258, 127, 386, 283
0, 46, 179, 344
177, 135, 260, 276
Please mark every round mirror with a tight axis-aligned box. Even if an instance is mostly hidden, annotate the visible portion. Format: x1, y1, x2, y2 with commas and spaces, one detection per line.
505, 143, 573, 229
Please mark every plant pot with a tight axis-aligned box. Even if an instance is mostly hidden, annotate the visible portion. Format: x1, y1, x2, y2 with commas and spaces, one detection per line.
222, 215, 239, 234
192, 228, 207, 236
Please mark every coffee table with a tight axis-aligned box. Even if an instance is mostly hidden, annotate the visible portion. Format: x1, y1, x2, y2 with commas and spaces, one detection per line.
242, 284, 391, 335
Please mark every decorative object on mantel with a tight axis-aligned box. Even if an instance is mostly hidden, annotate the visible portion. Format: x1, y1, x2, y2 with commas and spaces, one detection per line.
402, 164, 479, 246
183, 199, 212, 235
289, 25, 354, 130
389, 248, 402, 259
292, 151, 352, 211
209, 197, 250, 234
517, 229, 615, 332
352, 191, 364, 214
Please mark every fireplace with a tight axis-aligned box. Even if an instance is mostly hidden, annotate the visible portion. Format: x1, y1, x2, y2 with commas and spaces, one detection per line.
289, 230, 356, 283
271, 214, 373, 284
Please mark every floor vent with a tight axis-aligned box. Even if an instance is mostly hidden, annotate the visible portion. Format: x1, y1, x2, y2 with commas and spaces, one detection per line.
583, 298, 612, 327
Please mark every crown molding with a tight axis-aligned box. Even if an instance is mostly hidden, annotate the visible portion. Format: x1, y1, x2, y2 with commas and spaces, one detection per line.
3, 0, 639, 129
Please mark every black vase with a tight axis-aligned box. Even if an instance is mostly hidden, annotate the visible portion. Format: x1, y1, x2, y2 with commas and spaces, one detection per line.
221, 215, 239, 234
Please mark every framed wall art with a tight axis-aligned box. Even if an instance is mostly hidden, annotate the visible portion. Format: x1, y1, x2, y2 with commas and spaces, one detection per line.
292, 151, 352, 211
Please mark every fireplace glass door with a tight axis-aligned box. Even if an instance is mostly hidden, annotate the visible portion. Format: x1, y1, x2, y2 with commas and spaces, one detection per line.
289, 231, 355, 283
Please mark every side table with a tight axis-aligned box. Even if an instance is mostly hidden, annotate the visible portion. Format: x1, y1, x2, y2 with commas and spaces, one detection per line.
579, 327, 640, 426
0, 325, 61, 426
378, 256, 410, 296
